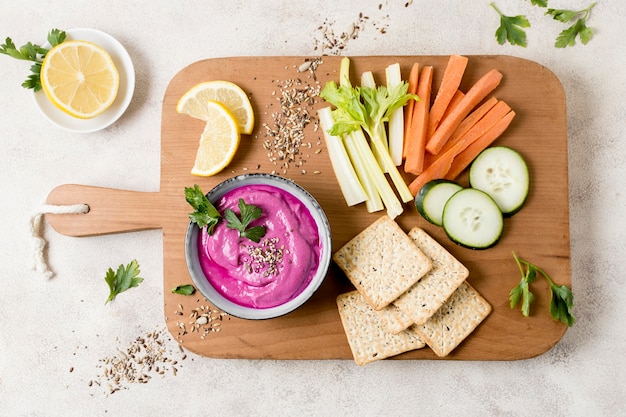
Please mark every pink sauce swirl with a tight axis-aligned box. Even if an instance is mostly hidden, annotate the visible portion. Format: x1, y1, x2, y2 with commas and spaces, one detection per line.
197, 183, 321, 309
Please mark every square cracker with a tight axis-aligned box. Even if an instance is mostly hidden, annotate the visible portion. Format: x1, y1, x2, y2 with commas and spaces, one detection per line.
336, 291, 425, 365
393, 228, 469, 325
414, 281, 492, 357
333, 216, 432, 310
374, 304, 414, 334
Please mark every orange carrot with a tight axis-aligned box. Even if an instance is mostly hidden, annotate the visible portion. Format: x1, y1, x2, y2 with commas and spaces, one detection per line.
438, 89, 465, 126
423, 97, 499, 169
436, 97, 500, 156
427, 55, 469, 138
408, 101, 512, 195
445, 110, 516, 180
402, 63, 420, 159
441, 100, 511, 157
408, 146, 456, 196
404, 66, 433, 175
426, 69, 503, 155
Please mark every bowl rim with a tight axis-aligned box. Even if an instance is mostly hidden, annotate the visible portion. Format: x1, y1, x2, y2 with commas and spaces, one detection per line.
185, 173, 332, 320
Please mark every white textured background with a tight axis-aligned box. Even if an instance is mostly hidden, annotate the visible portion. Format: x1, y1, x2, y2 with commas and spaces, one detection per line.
1, 1, 624, 416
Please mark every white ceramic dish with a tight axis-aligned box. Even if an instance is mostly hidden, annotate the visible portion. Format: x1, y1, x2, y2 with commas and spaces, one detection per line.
33, 28, 135, 133
185, 174, 332, 320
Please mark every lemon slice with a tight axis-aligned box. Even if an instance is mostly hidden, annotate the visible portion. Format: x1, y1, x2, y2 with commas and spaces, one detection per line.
41, 40, 120, 119
177, 80, 254, 135
191, 101, 241, 177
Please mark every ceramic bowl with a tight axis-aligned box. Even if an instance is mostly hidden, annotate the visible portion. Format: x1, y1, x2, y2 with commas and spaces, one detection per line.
185, 173, 332, 320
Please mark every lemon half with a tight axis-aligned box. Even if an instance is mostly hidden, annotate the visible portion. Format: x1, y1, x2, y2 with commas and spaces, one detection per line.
41, 40, 119, 119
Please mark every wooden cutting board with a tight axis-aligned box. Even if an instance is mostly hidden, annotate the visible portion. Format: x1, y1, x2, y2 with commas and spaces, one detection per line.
45, 55, 570, 361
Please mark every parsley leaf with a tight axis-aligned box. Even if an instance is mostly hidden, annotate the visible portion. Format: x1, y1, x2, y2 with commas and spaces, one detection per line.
547, 2, 596, 48
528, 0, 547, 7
184, 184, 221, 233
490, 3, 530, 47
104, 259, 144, 304
509, 252, 575, 326
224, 198, 266, 243
0, 29, 66, 91
47, 29, 66, 47
171, 284, 196, 295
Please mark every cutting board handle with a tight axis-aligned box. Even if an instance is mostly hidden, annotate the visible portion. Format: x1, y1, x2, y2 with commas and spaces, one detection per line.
45, 184, 166, 237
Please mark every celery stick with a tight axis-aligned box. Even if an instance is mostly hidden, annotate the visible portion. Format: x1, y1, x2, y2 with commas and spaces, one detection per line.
385, 63, 404, 166
339, 57, 351, 88
360, 71, 387, 172
368, 129, 414, 203
349, 130, 403, 219
344, 131, 384, 213
361, 71, 376, 88
318, 107, 367, 207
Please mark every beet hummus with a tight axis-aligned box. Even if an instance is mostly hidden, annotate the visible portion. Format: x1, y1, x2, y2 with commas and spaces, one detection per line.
197, 183, 322, 309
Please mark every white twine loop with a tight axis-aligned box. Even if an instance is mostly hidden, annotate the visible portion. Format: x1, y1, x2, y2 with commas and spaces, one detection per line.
30, 203, 90, 278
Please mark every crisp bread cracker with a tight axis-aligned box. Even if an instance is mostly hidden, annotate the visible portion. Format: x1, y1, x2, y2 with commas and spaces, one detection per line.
374, 304, 414, 334
333, 216, 432, 310
393, 228, 469, 325
336, 291, 425, 365
413, 281, 492, 357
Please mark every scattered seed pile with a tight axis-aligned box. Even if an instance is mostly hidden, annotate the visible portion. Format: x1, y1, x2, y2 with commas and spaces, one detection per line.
173, 303, 229, 342
261, 68, 323, 175
89, 328, 186, 395
313, 10, 391, 56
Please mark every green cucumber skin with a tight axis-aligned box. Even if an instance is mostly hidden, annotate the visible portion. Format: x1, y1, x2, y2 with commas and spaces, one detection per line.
415, 179, 463, 226
468, 146, 529, 217
442, 188, 504, 250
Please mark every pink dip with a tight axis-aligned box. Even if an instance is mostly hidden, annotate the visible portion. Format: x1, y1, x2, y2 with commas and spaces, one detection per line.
197, 183, 322, 309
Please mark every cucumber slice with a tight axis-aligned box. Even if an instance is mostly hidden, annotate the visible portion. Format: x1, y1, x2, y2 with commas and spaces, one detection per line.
415, 179, 463, 226
469, 146, 529, 216
442, 188, 503, 250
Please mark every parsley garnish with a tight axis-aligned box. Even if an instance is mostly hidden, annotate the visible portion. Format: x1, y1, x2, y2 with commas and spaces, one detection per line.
184, 184, 221, 233
171, 284, 196, 295
224, 198, 267, 243
490, 3, 531, 47
0, 29, 66, 91
546, 2, 596, 48
509, 252, 575, 327
490, 1, 597, 48
104, 259, 144, 304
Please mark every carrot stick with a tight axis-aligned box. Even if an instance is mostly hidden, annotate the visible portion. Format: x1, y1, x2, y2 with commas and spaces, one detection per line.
436, 97, 500, 156
408, 101, 512, 195
404, 66, 433, 175
427, 55, 469, 138
445, 110, 516, 180
408, 146, 456, 196
402, 63, 420, 159
444, 100, 511, 154
423, 97, 499, 169
426, 69, 503, 155
438, 89, 465, 126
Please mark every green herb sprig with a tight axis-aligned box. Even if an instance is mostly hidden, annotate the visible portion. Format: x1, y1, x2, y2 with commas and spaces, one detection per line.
224, 198, 267, 243
490, 1, 597, 48
172, 284, 196, 295
546, 2, 597, 48
185, 184, 222, 233
490, 3, 531, 47
104, 259, 144, 304
509, 252, 575, 326
0, 29, 66, 91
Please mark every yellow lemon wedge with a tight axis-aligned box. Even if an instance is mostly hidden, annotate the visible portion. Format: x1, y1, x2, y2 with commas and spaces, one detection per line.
190, 100, 241, 177
41, 40, 120, 119
177, 80, 254, 135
